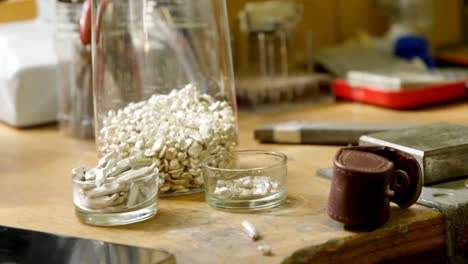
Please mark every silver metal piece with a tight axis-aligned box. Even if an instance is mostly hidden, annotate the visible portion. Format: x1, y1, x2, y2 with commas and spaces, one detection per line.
108, 163, 131, 178
94, 168, 106, 187
214, 176, 279, 199
126, 183, 140, 207
170, 179, 189, 185
149, 162, 158, 172
160, 185, 171, 192
116, 158, 130, 168
257, 244, 273, 256
168, 159, 180, 170
84, 169, 96, 181
130, 158, 153, 168
87, 182, 126, 198
82, 193, 123, 209
169, 167, 184, 177
128, 152, 144, 161
117, 167, 153, 182
188, 142, 202, 157
72, 167, 86, 181
242, 221, 260, 241
72, 167, 86, 176
165, 148, 177, 160
158, 145, 167, 159
152, 139, 164, 152
102, 158, 117, 178
98, 152, 119, 168
144, 149, 156, 157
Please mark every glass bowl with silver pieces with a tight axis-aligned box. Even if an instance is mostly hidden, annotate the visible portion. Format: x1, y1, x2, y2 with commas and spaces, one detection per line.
72, 152, 159, 226
201, 150, 288, 211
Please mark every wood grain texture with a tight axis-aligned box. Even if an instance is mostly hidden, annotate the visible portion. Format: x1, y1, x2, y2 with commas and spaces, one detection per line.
0, 101, 457, 263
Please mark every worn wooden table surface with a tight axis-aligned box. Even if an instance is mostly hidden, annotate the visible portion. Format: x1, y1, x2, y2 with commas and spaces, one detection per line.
1, 100, 461, 263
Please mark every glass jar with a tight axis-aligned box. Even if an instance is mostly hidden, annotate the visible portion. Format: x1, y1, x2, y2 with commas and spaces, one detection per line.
91, 0, 238, 196
55, 0, 94, 139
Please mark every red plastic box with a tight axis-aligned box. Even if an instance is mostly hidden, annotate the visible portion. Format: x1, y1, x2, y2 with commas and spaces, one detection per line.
333, 79, 468, 109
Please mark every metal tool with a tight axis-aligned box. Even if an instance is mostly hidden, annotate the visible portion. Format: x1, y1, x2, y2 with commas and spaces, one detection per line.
255, 121, 411, 145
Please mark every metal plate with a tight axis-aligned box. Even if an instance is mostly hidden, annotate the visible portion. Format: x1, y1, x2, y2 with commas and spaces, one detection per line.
360, 123, 468, 185
0, 225, 175, 264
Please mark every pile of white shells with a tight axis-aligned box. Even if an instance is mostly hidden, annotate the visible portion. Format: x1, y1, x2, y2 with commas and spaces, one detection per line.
72, 152, 159, 212
98, 84, 237, 194
213, 176, 280, 199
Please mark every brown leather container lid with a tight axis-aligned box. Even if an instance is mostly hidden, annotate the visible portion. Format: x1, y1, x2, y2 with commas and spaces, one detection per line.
336, 149, 394, 175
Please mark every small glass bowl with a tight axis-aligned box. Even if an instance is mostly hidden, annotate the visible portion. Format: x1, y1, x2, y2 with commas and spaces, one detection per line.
201, 150, 288, 211
72, 171, 159, 226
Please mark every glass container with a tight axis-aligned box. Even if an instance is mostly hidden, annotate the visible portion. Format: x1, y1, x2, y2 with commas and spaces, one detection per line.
55, 0, 94, 139
91, 0, 238, 196
201, 150, 288, 211
72, 170, 159, 226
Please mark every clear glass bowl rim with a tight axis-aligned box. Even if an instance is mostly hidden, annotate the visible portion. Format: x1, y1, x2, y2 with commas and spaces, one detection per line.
201, 150, 287, 173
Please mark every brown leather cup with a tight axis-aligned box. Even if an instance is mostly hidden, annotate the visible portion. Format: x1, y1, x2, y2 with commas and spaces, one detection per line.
327, 146, 422, 228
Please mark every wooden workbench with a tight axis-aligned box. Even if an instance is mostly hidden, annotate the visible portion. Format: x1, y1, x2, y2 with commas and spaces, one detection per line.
1, 100, 458, 263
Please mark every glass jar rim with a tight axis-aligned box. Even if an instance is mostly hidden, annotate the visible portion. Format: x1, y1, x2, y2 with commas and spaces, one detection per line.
201, 150, 287, 172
